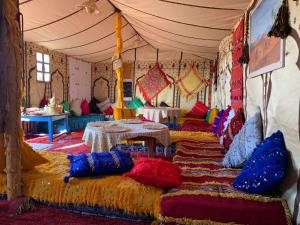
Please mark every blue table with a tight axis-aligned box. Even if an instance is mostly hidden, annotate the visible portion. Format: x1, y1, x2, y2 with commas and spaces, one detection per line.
21, 114, 69, 142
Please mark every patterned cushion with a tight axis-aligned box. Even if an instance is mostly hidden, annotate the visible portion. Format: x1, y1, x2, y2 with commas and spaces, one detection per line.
223, 110, 245, 151
80, 99, 90, 115
175, 65, 208, 100
128, 97, 144, 113
216, 106, 231, 138
212, 110, 224, 134
186, 101, 209, 119
124, 157, 181, 188
223, 109, 262, 168
222, 109, 236, 133
64, 150, 134, 183
233, 131, 287, 194
137, 63, 171, 101
61, 100, 71, 113
160, 101, 170, 107
144, 101, 154, 107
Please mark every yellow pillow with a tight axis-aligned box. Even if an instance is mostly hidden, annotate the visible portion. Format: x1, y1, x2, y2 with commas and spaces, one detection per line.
208, 108, 219, 124
0, 132, 48, 172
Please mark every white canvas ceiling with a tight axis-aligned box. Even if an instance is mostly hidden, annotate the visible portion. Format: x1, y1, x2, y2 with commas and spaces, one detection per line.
20, 0, 251, 62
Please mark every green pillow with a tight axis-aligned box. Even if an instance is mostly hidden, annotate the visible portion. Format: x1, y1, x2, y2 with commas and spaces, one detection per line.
205, 109, 211, 122
61, 100, 71, 113
128, 98, 144, 109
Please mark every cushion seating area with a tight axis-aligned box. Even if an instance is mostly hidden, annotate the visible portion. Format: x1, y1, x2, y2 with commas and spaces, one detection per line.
160, 137, 291, 225
0, 151, 163, 219
68, 114, 105, 131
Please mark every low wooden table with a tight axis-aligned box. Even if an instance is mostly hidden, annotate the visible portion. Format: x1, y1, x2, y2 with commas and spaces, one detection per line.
21, 114, 69, 142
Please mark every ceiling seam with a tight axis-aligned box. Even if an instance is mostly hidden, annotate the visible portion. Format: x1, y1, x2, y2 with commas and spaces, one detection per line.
36, 11, 116, 43
111, 0, 232, 31
24, 0, 100, 32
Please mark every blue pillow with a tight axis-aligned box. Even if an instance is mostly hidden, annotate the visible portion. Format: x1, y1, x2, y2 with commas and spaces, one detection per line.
64, 150, 134, 183
233, 131, 287, 194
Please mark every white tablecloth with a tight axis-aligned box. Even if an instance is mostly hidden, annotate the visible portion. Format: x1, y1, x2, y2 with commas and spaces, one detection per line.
82, 121, 171, 152
138, 107, 181, 123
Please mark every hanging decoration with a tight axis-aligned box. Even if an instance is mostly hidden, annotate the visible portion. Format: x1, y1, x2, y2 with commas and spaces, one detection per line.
239, 12, 250, 65
268, 0, 292, 39
231, 19, 244, 110
175, 65, 208, 101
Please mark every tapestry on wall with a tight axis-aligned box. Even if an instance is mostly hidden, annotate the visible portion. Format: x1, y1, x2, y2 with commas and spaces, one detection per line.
231, 19, 244, 110
176, 65, 208, 100
249, 0, 284, 77
137, 63, 171, 101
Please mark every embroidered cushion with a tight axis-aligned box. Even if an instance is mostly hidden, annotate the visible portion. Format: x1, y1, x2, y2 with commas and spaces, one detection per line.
222, 109, 236, 133
70, 99, 82, 116
89, 97, 101, 114
186, 101, 209, 119
64, 150, 134, 183
216, 106, 231, 138
223, 110, 245, 151
80, 99, 90, 115
39, 97, 48, 108
144, 101, 154, 107
233, 131, 287, 194
212, 110, 224, 134
137, 63, 171, 101
175, 65, 208, 100
223, 108, 262, 168
160, 101, 170, 107
124, 157, 181, 188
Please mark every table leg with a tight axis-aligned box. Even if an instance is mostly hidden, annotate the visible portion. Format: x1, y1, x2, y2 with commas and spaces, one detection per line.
48, 118, 53, 143
167, 116, 171, 128
173, 116, 177, 130
145, 138, 156, 158
64, 116, 69, 133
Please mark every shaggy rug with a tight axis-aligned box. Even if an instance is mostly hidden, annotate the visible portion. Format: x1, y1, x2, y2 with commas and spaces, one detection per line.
0, 200, 151, 225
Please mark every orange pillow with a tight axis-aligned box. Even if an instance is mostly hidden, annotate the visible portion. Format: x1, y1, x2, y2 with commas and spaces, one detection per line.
124, 157, 181, 188
0, 132, 48, 172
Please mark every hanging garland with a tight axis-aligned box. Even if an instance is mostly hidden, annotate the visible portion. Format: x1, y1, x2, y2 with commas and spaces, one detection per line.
268, 0, 292, 39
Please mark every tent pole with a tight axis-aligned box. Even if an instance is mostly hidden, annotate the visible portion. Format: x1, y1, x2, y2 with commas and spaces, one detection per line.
0, 0, 23, 199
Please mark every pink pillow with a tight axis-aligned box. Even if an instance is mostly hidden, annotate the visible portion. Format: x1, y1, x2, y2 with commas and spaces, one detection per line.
80, 99, 90, 115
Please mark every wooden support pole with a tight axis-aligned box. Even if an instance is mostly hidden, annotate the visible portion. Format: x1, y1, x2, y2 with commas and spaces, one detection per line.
0, 0, 22, 199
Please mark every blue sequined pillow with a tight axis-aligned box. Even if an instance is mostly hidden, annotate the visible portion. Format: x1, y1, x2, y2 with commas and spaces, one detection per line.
233, 131, 287, 194
64, 150, 134, 183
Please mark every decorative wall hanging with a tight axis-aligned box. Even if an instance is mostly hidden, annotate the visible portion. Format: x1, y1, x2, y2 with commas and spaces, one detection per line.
137, 63, 171, 101
175, 65, 208, 101
249, 0, 285, 78
231, 19, 244, 110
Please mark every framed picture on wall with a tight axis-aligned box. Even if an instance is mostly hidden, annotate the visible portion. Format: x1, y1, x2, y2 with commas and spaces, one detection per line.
249, 0, 285, 78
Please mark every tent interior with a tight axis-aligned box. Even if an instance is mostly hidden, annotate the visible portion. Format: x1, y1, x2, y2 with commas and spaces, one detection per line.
0, 0, 300, 224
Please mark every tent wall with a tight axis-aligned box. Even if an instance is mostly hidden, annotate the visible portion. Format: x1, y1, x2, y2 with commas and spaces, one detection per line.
25, 42, 68, 107
92, 45, 212, 110
211, 1, 300, 223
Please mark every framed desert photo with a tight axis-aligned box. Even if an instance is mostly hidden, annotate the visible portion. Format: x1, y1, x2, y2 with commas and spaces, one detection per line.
249, 0, 285, 78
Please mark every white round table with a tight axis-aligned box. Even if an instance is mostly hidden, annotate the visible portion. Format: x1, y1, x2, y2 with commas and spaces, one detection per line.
82, 121, 171, 156
138, 107, 181, 129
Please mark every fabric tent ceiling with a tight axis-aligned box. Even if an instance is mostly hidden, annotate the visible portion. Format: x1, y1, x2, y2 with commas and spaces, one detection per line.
19, 0, 251, 62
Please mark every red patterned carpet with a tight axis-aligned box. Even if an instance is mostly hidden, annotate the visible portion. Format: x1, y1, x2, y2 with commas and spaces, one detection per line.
0, 200, 150, 225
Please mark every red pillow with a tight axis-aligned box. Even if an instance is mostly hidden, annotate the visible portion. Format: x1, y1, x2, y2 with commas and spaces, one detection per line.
124, 157, 181, 188
186, 101, 208, 119
80, 99, 90, 115
104, 105, 113, 115
223, 109, 245, 152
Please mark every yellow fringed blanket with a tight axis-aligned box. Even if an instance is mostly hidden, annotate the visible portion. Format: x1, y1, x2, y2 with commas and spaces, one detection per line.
0, 151, 163, 217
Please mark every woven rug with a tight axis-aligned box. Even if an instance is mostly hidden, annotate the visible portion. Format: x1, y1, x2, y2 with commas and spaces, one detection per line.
137, 63, 171, 101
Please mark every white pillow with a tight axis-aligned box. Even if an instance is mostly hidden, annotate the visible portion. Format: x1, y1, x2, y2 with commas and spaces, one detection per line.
222, 108, 263, 168
71, 99, 82, 116
97, 99, 111, 112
